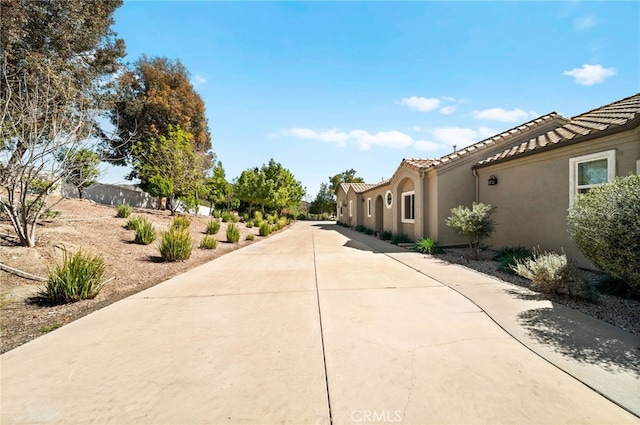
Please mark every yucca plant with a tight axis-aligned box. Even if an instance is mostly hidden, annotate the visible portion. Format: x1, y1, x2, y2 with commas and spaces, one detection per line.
124, 215, 143, 230
158, 228, 193, 261
200, 235, 218, 249
116, 203, 132, 218
205, 219, 221, 235
171, 215, 190, 231
415, 238, 445, 254
259, 222, 271, 236
226, 223, 240, 243
44, 249, 106, 304
134, 218, 157, 245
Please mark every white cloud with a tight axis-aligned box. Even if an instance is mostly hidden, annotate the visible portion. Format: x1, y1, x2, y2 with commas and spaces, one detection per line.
563, 64, 617, 86
282, 128, 349, 146
400, 96, 441, 112
439, 106, 456, 115
471, 107, 532, 122
442, 96, 457, 102
414, 140, 443, 152
432, 126, 496, 147
349, 130, 414, 150
574, 15, 596, 31
192, 74, 207, 86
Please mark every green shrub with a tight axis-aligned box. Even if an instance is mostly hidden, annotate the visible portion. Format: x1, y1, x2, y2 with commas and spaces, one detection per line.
390, 233, 412, 245
415, 238, 445, 254
226, 223, 240, 243
116, 204, 132, 218
171, 215, 190, 230
259, 222, 271, 236
512, 250, 597, 300
254, 211, 263, 222
379, 230, 393, 241
568, 174, 640, 292
493, 246, 532, 274
364, 228, 374, 236
297, 213, 307, 220
44, 249, 106, 304
355, 225, 366, 232
158, 228, 193, 261
246, 233, 255, 241
245, 220, 254, 228
221, 211, 231, 222
242, 213, 250, 222
200, 235, 217, 249
134, 218, 157, 245
205, 219, 221, 235
266, 214, 275, 225
446, 202, 496, 260
212, 209, 221, 219
596, 275, 639, 299
278, 217, 288, 228
124, 215, 143, 230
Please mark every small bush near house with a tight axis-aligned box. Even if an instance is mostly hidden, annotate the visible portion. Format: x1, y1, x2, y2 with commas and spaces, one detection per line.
446, 202, 496, 260
200, 235, 217, 249
158, 228, 193, 261
415, 238, 445, 254
44, 249, 106, 304
512, 250, 597, 301
493, 246, 532, 274
596, 275, 640, 299
355, 225, 366, 232
568, 174, 640, 293
259, 222, 271, 236
226, 223, 240, 243
134, 218, 157, 245
205, 219, 221, 235
390, 233, 412, 245
116, 204, 132, 218
246, 233, 255, 241
379, 230, 393, 241
124, 215, 143, 231
364, 228, 374, 236
171, 215, 190, 231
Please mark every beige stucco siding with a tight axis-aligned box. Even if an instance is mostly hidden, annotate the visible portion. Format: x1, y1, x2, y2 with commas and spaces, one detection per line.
476, 127, 640, 268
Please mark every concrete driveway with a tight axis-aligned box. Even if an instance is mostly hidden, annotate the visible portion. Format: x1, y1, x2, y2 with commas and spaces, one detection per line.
1, 221, 638, 424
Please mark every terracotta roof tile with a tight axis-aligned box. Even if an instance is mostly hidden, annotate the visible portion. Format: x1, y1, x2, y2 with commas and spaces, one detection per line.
475, 93, 640, 168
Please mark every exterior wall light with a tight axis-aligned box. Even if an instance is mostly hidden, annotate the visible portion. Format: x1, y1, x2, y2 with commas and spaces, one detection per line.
488, 175, 498, 186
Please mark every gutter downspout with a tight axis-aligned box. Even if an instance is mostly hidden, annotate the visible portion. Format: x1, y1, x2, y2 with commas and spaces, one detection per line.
473, 168, 479, 203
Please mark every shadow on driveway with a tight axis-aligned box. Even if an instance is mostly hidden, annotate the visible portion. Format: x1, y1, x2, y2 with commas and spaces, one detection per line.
518, 306, 640, 374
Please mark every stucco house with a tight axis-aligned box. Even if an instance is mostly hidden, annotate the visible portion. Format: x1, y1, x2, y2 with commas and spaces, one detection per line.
337, 92, 640, 268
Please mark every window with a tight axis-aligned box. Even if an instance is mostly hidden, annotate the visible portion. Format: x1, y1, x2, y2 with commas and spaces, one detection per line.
349, 200, 353, 217
401, 191, 415, 223
385, 190, 393, 209
569, 150, 616, 205
339, 206, 343, 216
367, 198, 372, 217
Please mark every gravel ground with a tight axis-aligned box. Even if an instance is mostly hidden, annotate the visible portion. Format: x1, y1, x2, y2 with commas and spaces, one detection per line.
434, 247, 640, 336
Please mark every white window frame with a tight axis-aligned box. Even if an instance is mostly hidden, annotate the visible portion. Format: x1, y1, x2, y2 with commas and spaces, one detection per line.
385, 190, 393, 209
349, 200, 353, 217
569, 149, 616, 206
366, 198, 372, 217
401, 190, 415, 224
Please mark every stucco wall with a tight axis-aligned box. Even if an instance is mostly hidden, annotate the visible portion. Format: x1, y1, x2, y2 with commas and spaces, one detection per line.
59, 182, 158, 209
476, 127, 640, 268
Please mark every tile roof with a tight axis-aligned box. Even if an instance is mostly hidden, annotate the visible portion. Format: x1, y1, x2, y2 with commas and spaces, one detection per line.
475, 93, 640, 167
345, 182, 381, 193
385, 112, 567, 182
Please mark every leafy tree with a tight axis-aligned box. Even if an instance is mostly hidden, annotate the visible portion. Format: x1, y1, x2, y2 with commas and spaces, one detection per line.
105, 55, 211, 167
329, 169, 365, 196
260, 159, 305, 213
310, 183, 336, 215
446, 202, 497, 260
568, 175, 640, 292
0, 0, 124, 247
234, 168, 267, 217
202, 161, 231, 213
132, 125, 208, 215
59, 148, 101, 199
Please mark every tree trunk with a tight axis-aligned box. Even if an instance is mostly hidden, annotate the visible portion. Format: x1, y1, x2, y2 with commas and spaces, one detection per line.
78, 186, 84, 199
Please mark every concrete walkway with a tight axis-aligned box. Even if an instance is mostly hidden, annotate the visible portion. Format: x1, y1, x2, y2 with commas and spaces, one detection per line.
1, 222, 638, 424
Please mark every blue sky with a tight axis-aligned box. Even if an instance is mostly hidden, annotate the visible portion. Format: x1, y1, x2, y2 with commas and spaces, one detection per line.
103, 1, 640, 199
